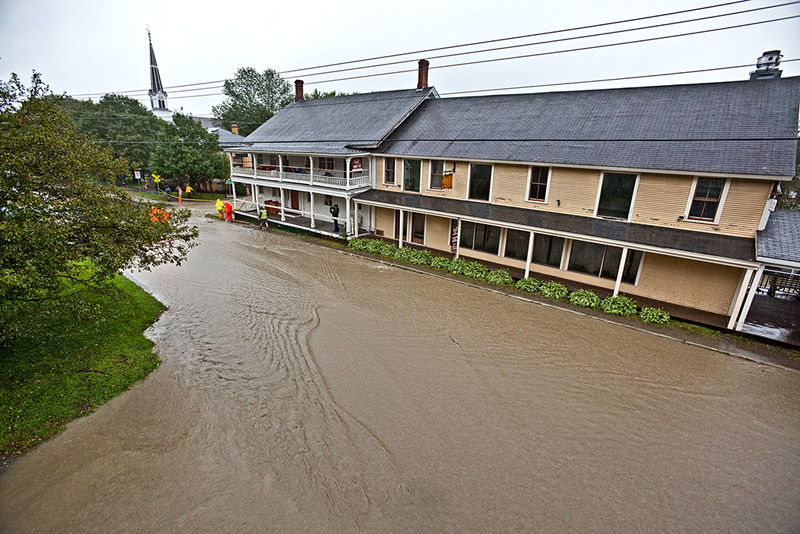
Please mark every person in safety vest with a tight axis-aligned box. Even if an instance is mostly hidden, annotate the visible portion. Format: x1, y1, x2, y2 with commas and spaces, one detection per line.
216, 198, 224, 219
259, 206, 269, 230
223, 201, 233, 222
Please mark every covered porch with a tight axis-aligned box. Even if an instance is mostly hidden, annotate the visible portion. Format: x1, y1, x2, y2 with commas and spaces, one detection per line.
230, 152, 371, 191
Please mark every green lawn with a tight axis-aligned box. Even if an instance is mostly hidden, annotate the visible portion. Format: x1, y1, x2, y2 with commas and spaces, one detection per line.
0, 276, 164, 461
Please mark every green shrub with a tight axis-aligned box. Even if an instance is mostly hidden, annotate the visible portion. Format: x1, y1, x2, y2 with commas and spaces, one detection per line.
515, 277, 541, 293
364, 239, 383, 254
393, 247, 414, 262
639, 307, 671, 324
348, 238, 369, 252
449, 258, 489, 280
599, 295, 638, 316
486, 269, 514, 286
378, 242, 399, 258
568, 289, 600, 308
408, 249, 434, 266
431, 256, 452, 270
539, 280, 569, 300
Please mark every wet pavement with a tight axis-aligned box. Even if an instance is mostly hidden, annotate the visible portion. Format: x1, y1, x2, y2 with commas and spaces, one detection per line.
1, 205, 799, 533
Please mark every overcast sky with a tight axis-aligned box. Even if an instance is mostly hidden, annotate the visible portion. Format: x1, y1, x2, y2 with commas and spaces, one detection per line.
1, 0, 798, 117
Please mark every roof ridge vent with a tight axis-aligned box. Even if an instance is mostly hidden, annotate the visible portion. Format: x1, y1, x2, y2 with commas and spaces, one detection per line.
749, 50, 782, 81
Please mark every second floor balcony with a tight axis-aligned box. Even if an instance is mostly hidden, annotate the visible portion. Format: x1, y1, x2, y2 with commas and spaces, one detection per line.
230, 153, 371, 190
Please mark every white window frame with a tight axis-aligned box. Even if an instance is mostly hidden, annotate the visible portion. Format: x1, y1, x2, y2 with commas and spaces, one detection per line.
593, 171, 640, 222
383, 157, 397, 186
466, 162, 494, 202
683, 177, 731, 225
428, 159, 446, 190
525, 166, 551, 204
402, 158, 422, 193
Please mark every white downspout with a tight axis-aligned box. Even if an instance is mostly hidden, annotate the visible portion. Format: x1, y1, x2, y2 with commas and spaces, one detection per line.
279, 187, 285, 222
613, 248, 629, 296
398, 210, 404, 248
345, 198, 351, 236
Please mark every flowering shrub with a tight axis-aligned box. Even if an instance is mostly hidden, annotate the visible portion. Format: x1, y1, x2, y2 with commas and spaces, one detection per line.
568, 289, 600, 308
599, 295, 638, 316
539, 281, 569, 300
515, 277, 541, 293
639, 307, 671, 324
486, 269, 514, 286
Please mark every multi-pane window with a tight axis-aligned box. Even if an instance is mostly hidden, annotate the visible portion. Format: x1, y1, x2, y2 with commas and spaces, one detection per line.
688, 178, 725, 221
504, 229, 530, 260
384, 157, 396, 184
430, 160, 445, 189
318, 157, 335, 171
460, 221, 501, 254
596, 172, 637, 219
403, 159, 421, 192
528, 166, 549, 202
532, 234, 564, 267
468, 164, 492, 201
568, 240, 641, 283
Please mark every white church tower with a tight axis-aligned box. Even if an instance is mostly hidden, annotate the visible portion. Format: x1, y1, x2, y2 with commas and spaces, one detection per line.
147, 30, 172, 122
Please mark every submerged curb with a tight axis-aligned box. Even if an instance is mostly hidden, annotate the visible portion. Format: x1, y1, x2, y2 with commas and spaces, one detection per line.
336, 247, 800, 373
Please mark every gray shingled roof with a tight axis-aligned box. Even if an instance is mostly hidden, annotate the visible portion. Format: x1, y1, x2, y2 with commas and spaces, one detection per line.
380, 77, 800, 178
214, 127, 246, 145
757, 209, 800, 266
239, 88, 436, 151
356, 189, 756, 261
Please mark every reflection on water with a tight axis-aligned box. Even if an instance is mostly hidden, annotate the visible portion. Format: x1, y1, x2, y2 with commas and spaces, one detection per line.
2, 206, 799, 533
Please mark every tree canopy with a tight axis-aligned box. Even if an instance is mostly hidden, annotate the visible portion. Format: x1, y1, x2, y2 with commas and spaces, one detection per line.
212, 67, 291, 136
0, 73, 198, 340
149, 113, 230, 187
59, 94, 170, 171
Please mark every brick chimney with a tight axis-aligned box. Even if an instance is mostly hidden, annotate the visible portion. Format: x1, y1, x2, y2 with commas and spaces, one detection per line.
230, 123, 238, 135
417, 59, 429, 89
295, 80, 304, 102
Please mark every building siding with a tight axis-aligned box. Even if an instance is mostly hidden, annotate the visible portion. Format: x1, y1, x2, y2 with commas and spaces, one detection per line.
425, 215, 452, 251
629, 253, 741, 315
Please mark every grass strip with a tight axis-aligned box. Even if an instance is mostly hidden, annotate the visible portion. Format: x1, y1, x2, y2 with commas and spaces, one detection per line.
0, 275, 164, 465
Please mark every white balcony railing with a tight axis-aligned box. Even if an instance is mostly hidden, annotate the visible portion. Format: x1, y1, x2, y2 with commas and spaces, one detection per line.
232, 165, 370, 190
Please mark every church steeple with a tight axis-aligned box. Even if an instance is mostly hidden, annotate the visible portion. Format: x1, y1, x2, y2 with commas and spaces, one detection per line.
147, 29, 171, 120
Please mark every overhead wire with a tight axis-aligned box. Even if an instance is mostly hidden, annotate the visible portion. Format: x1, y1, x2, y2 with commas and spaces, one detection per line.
70, 0, 771, 98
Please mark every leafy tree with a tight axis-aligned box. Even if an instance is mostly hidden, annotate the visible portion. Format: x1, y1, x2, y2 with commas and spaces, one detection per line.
212, 67, 291, 136
0, 72, 198, 340
59, 94, 170, 172
149, 112, 230, 188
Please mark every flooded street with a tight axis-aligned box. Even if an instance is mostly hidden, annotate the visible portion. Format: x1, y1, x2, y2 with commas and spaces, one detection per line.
2, 205, 799, 533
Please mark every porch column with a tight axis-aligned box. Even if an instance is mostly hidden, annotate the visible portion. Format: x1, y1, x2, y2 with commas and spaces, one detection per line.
278, 154, 283, 180
310, 192, 315, 229
455, 218, 461, 259
251, 182, 257, 206
228, 153, 233, 175
524, 231, 534, 279
249, 153, 255, 177
345, 198, 352, 236
309, 156, 314, 185
398, 209, 404, 248
232, 179, 237, 209
735, 265, 765, 331
346, 157, 351, 187
727, 268, 755, 330
613, 248, 629, 296
353, 202, 359, 237
279, 187, 286, 221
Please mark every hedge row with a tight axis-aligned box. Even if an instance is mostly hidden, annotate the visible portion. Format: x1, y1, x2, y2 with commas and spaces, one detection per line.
347, 238, 670, 325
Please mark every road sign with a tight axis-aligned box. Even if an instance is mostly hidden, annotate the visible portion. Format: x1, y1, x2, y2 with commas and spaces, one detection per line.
152, 174, 161, 183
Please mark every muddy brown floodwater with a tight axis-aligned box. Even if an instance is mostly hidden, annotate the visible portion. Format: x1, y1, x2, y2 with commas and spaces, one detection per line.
2, 205, 799, 533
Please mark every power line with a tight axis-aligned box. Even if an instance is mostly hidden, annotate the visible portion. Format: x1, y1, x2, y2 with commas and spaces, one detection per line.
439, 58, 800, 96
90, 136, 799, 146
286, 1, 800, 79
302, 14, 800, 86
69, 0, 759, 98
